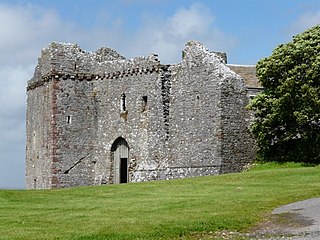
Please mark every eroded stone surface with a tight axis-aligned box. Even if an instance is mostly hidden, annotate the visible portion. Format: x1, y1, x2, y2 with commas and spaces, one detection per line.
26, 41, 257, 189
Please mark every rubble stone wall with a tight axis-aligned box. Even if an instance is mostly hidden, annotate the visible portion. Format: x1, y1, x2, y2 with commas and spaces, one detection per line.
26, 80, 53, 189
26, 41, 257, 189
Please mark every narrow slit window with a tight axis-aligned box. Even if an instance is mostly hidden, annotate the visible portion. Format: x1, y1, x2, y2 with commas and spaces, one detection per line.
196, 95, 201, 107
141, 96, 148, 112
121, 93, 126, 112
67, 115, 72, 124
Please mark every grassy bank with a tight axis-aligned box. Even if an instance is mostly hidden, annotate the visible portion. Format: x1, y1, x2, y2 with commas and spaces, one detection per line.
0, 163, 319, 240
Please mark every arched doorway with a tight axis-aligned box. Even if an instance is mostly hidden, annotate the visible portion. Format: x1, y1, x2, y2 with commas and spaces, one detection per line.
111, 137, 129, 184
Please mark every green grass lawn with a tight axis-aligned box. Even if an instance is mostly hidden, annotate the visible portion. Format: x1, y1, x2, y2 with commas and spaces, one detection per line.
0, 163, 319, 240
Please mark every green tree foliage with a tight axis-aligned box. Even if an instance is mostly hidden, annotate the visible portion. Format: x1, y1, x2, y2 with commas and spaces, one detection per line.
248, 25, 320, 163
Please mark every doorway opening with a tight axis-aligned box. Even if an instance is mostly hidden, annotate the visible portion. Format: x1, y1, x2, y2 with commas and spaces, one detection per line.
120, 158, 128, 183
111, 137, 129, 184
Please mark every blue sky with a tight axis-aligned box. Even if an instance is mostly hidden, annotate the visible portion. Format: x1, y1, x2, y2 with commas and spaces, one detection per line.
0, 0, 319, 188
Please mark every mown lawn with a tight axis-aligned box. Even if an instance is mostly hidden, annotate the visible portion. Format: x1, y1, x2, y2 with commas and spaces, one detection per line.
0, 163, 319, 240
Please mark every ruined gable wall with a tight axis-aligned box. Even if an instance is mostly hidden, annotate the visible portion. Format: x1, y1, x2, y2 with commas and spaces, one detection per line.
167, 41, 256, 178
167, 41, 224, 178
219, 68, 256, 173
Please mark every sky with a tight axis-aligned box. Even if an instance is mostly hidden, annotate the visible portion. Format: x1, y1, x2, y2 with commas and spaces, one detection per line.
0, 0, 319, 189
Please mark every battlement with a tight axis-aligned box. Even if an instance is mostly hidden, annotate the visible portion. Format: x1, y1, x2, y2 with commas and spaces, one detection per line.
28, 42, 163, 91
28, 41, 255, 92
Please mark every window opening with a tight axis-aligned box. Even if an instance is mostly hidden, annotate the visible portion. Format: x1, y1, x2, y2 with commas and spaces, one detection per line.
121, 93, 126, 111
67, 115, 72, 124
141, 96, 148, 112
196, 95, 201, 107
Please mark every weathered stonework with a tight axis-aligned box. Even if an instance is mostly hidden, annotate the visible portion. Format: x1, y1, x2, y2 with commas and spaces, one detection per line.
26, 41, 259, 189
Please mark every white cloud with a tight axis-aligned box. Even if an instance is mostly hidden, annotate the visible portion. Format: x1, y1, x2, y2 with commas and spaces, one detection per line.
0, 3, 65, 188
0, 64, 34, 188
125, 3, 235, 63
167, 4, 213, 38
0, 4, 61, 65
289, 10, 320, 35
0, 2, 234, 188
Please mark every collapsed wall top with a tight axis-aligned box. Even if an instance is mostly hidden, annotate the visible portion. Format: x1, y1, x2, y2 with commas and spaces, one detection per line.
29, 42, 162, 86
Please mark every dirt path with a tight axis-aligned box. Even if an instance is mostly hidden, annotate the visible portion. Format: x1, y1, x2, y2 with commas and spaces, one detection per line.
249, 198, 320, 239
180, 198, 320, 239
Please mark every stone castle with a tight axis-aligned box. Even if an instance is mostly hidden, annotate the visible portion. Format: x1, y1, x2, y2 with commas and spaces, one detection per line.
26, 41, 260, 189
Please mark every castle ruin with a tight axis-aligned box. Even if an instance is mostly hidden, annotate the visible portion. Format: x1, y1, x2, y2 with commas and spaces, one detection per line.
26, 41, 259, 189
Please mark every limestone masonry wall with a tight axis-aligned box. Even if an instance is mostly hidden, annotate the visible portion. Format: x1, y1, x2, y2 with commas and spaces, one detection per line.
26, 41, 259, 189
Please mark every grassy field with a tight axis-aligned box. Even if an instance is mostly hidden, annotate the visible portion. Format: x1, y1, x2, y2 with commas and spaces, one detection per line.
0, 163, 320, 240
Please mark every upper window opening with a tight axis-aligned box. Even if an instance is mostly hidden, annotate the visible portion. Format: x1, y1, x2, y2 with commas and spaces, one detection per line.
67, 115, 72, 124
121, 93, 126, 112
141, 96, 148, 112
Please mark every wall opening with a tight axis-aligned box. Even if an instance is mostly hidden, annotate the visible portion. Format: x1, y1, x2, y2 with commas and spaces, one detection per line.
196, 95, 201, 107
141, 96, 148, 112
121, 93, 126, 112
67, 115, 72, 124
111, 137, 129, 184
120, 158, 128, 183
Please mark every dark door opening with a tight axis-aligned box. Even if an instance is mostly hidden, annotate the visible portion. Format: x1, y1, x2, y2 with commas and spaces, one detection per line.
120, 158, 128, 183
111, 137, 129, 184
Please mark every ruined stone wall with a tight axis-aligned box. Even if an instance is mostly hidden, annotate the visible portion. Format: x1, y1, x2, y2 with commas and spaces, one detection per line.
219, 68, 256, 173
52, 78, 97, 188
26, 77, 54, 189
26, 41, 257, 189
26, 43, 171, 188
26, 44, 104, 189
92, 56, 169, 184
167, 42, 225, 178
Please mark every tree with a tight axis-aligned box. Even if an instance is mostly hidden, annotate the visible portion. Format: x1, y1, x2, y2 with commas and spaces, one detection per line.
248, 25, 320, 163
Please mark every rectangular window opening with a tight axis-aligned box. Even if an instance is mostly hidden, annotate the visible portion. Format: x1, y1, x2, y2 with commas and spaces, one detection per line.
121, 93, 126, 112
141, 96, 148, 112
67, 115, 72, 124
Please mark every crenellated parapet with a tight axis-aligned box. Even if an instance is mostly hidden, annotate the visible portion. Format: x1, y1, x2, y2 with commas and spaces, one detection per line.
26, 64, 166, 91
27, 42, 163, 91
